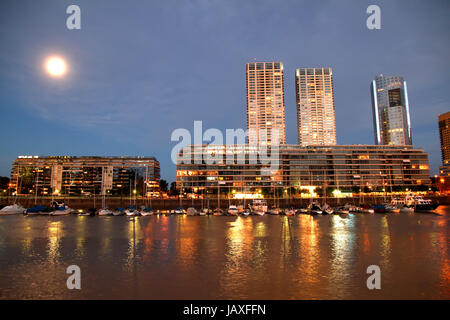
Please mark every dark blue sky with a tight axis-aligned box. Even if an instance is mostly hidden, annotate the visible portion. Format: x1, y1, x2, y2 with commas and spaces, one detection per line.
0, 0, 449, 183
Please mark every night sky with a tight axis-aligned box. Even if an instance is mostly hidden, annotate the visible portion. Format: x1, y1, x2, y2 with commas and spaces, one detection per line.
0, 0, 449, 183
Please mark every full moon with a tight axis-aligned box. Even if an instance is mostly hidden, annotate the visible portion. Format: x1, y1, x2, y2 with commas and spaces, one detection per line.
44, 56, 67, 77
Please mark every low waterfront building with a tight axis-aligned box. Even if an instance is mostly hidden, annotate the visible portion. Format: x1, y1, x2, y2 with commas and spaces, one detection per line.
176, 144, 431, 197
10, 156, 160, 196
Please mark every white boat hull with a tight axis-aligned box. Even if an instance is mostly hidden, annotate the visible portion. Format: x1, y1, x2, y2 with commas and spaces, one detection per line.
50, 209, 72, 216
0, 205, 26, 215
98, 209, 113, 216
26, 211, 41, 216
253, 211, 265, 216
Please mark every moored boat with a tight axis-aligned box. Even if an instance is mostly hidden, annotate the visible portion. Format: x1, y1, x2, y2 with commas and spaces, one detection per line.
283, 207, 296, 216
113, 207, 125, 216
360, 204, 374, 214
186, 207, 198, 216
49, 202, 75, 216
267, 207, 281, 215
98, 208, 113, 216
241, 210, 250, 216
79, 208, 97, 216
24, 205, 46, 216
307, 202, 322, 215
0, 204, 26, 215
125, 206, 139, 216
141, 207, 154, 216
373, 204, 390, 214
321, 203, 334, 215
400, 205, 414, 213
250, 199, 267, 216
227, 205, 239, 216
252, 210, 265, 216
408, 195, 439, 212
174, 207, 185, 215
334, 206, 350, 214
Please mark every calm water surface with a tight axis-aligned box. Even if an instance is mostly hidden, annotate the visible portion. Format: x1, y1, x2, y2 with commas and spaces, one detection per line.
0, 207, 449, 299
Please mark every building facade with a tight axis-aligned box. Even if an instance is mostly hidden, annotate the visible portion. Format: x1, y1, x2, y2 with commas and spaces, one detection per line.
10, 156, 160, 196
176, 144, 430, 195
438, 111, 450, 176
246, 61, 286, 145
438, 111, 450, 163
295, 67, 337, 146
371, 75, 412, 145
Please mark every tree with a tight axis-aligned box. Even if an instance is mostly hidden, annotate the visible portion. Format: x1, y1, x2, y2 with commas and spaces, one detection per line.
159, 179, 168, 192
351, 186, 361, 194
315, 187, 324, 197
0, 176, 9, 190
169, 181, 179, 196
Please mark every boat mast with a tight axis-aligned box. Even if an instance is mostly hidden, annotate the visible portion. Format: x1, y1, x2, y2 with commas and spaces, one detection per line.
34, 168, 39, 205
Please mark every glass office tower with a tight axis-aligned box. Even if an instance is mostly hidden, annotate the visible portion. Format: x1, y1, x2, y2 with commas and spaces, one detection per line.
371, 75, 412, 145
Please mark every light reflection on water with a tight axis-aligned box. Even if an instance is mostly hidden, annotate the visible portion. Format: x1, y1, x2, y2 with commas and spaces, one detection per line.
0, 208, 449, 299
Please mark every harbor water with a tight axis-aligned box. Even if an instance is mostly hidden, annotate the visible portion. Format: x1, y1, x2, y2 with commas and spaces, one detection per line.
0, 207, 449, 299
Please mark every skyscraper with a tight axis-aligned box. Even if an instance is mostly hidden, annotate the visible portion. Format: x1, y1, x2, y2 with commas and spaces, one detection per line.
246, 61, 286, 145
371, 75, 412, 145
439, 111, 450, 176
295, 67, 337, 146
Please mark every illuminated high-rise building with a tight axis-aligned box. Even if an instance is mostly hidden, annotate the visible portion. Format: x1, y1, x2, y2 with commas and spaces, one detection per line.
371, 75, 412, 145
295, 67, 337, 146
246, 61, 286, 145
439, 111, 450, 176
439, 112, 450, 163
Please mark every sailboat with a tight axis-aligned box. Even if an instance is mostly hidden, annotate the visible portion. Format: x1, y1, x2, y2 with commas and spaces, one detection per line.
78, 208, 96, 216
227, 205, 239, 216
98, 208, 113, 216
49, 201, 75, 215
140, 206, 154, 216
251, 199, 267, 216
0, 204, 26, 215
187, 207, 198, 216
283, 206, 296, 216
307, 202, 322, 215
112, 207, 125, 216
24, 205, 46, 216
125, 205, 140, 216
